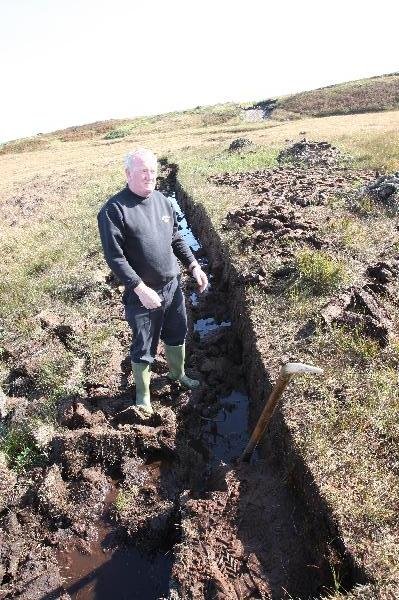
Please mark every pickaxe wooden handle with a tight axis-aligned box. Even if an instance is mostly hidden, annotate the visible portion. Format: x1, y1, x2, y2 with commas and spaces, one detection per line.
241, 362, 323, 462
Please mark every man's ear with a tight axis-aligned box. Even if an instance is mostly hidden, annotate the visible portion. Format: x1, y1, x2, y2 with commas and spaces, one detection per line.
125, 167, 130, 179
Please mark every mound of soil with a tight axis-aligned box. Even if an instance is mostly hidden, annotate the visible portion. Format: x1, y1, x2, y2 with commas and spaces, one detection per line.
223, 201, 322, 259
317, 279, 398, 346
212, 159, 398, 356
210, 164, 372, 207
228, 138, 253, 152
360, 171, 399, 207
214, 165, 373, 274
278, 139, 342, 166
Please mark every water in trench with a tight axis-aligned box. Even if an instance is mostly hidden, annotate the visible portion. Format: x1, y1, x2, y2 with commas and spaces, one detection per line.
173, 195, 201, 252
193, 317, 231, 338
58, 473, 172, 600
171, 193, 251, 466
202, 390, 250, 465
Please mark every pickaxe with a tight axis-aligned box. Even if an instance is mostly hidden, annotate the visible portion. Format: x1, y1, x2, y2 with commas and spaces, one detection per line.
241, 362, 323, 462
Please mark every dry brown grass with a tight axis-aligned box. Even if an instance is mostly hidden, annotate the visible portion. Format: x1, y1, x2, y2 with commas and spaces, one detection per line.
52, 119, 134, 141
0, 136, 49, 155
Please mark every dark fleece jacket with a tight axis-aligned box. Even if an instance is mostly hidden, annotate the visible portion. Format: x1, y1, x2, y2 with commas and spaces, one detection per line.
97, 186, 195, 289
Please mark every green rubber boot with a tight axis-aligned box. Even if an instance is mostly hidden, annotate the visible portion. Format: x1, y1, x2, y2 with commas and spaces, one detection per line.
131, 362, 153, 415
164, 343, 200, 389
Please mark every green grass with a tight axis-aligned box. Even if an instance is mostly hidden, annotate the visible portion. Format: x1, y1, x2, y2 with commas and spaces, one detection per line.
114, 489, 128, 513
0, 173, 121, 330
324, 215, 370, 252
176, 144, 278, 178
114, 486, 139, 514
0, 422, 45, 473
35, 350, 82, 399
0, 170, 127, 419
103, 125, 135, 140
293, 249, 349, 295
331, 325, 381, 362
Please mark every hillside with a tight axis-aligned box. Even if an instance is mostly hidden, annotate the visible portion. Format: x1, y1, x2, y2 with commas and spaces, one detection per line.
0, 73, 398, 599
275, 72, 399, 118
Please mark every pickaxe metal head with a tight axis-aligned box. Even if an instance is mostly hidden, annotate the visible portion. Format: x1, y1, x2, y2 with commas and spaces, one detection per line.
282, 362, 324, 376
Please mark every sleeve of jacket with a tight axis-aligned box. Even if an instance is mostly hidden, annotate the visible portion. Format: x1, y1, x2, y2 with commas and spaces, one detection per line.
97, 202, 142, 288
170, 202, 196, 268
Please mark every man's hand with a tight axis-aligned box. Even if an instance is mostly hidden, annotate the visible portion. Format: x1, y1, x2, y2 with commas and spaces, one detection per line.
134, 282, 162, 309
189, 262, 208, 293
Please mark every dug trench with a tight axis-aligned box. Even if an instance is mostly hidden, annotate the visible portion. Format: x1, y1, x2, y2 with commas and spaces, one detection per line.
0, 163, 369, 600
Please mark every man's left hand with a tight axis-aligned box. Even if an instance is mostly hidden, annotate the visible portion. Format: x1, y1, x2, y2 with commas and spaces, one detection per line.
191, 265, 208, 293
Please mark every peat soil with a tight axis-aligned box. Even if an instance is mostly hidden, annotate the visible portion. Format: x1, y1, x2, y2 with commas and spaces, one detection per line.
0, 160, 376, 600
208, 147, 398, 350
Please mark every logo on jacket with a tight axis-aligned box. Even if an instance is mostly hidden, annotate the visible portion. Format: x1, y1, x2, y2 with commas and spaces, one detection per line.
161, 215, 171, 223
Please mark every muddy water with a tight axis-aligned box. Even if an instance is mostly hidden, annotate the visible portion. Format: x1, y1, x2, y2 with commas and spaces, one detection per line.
58, 479, 172, 600
202, 390, 250, 466
193, 317, 231, 338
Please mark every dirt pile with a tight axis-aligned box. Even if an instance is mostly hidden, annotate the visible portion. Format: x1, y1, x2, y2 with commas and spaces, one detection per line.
317, 276, 398, 346
228, 138, 253, 152
210, 164, 372, 207
360, 171, 399, 208
211, 153, 398, 362
278, 139, 343, 166
223, 201, 322, 259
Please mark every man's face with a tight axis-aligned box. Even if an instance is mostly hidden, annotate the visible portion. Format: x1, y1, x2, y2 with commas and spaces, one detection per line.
126, 155, 157, 197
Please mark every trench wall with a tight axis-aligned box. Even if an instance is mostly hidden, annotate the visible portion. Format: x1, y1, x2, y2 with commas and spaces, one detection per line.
175, 178, 370, 589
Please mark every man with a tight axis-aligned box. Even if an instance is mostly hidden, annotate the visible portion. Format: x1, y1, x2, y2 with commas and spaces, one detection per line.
97, 148, 208, 415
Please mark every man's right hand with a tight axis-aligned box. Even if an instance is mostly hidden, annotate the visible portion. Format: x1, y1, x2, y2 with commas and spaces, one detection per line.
134, 282, 162, 309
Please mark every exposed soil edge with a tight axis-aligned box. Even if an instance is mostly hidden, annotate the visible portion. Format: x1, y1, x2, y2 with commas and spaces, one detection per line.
175, 176, 371, 592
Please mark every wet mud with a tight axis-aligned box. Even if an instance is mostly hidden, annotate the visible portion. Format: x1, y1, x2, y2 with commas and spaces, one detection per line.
0, 160, 373, 599
57, 482, 172, 600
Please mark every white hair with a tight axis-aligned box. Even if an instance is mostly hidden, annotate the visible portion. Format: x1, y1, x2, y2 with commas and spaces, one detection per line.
124, 148, 157, 172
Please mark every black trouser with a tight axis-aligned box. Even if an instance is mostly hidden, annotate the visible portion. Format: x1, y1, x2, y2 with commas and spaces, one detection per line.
123, 276, 187, 364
